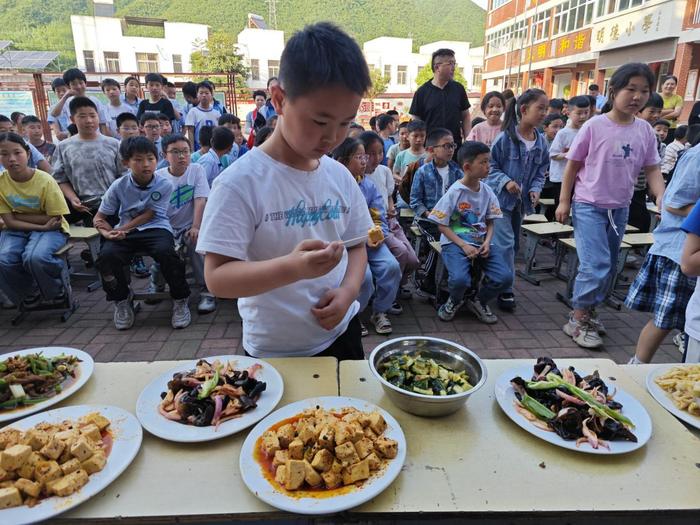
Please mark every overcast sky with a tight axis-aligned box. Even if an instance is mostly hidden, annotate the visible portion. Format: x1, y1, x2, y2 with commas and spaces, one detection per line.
473, 0, 488, 8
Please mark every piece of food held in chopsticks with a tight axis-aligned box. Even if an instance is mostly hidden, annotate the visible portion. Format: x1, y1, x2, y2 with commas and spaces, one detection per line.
367, 225, 384, 246
159, 359, 266, 428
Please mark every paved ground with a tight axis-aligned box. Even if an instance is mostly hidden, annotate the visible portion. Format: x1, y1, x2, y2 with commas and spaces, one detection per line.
0, 249, 682, 364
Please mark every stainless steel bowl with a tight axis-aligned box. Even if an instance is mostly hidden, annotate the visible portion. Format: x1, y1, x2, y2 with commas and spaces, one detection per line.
368, 336, 487, 417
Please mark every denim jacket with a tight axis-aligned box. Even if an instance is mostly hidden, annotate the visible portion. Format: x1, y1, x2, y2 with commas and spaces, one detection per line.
409, 160, 462, 218
486, 129, 549, 214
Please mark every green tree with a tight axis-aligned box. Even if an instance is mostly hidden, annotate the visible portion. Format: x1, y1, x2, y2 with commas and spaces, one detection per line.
415, 61, 468, 90
190, 32, 248, 77
366, 68, 389, 102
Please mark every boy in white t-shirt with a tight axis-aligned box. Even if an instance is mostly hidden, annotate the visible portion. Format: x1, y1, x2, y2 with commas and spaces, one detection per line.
196, 22, 373, 359
185, 81, 222, 151
101, 78, 137, 138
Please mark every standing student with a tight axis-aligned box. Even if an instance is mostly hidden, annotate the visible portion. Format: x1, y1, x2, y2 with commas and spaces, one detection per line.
547, 99, 564, 116
185, 81, 222, 151
101, 78, 136, 138
487, 88, 549, 312
376, 114, 396, 166
164, 81, 184, 132
260, 77, 279, 121
48, 78, 71, 141
196, 22, 374, 360
122, 76, 141, 113
466, 91, 505, 147
542, 113, 565, 148
659, 75, 683, 143
661, 125, 689, 182
22, 115, 55, 162
196, 126, 234, 185
555, 63, 664, 349
136, 73, 179, 124
0, 132, 70, 307
50, 68, 111, 137
245, 90, 268, 148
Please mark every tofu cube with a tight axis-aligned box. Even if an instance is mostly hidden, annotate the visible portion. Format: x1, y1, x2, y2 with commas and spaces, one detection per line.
368, 412, 387, 435
274, 464, 286, 485
374, 437, 398, 459
34, 460, 62, 485
354, 437, 374, 460
310, 448, 334, 472
0, 468, 10, 482
321, 469, 343, 489
60, 458, 81, 476
14, 478, 40, 498
272, 450, 289, 469
83, 413, 110, 431
342, 458, 370, 485
0, 444, 32, 471
260, 431, 280, 456
70, 438, 94, 462
287, 438, 304, 460
0, 430, 21, 451
303, 460, 323, 487
296, 422, 316, 445
275, 424, 295, 449
0, 486, 22, 508
364, 427, 378, 442
40, 436, 66, 461
334, 441, 360, 466
349, 422, 365, 442
54, 429, 79, 442
334, 422, 356, 446
366, 452, 381, 471
330, 460, 343, 474
79, 424, 102, 444
23, 429, 49, 451
284, 460, 306, 491
81, 451, 106, 475
317, 426, 335, 450
358, 413, 372, 428
47, 469, 89, 497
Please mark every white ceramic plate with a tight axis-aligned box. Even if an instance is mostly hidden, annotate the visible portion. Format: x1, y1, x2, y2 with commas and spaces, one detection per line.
136, 355, 283, 443
240, 396, 406, 515
0, 347, 95, 423
0, 404, 142, 525
646, 364, 700, 430
495, 365, 652, 455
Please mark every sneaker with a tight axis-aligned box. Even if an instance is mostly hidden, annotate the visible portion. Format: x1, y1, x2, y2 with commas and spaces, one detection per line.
590, 309, 607, 336
144, 280, 166, 305
114, 294, 135, 330
673, 332, 685, 354
465, 298, 498, 324
197, 294, 217, 314
80, 249, 94, 268
21, 291, 42, 309
497, 293, 516, 312
171, 298, 191, 329
414, 287, 435, 301
360, 321, 369, 337
388, 301, 403, 315
563, 314, 603, 349
131, 256, 150, 278
370, 312, 392, 334
398, 286, 413, 300
627, 355, 643, 364
437, 297, 462, 322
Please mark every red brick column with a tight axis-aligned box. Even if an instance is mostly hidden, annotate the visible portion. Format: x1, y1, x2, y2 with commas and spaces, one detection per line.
543, 68, 553, 97
673, 43, 694, 96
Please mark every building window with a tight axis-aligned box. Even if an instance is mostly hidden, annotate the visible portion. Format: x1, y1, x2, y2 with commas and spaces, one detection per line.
596, 0, 644, 17
472, 67, 482, 88
486, 18, 526, 56
103, 52, 120, 73
268, 60, 280, 78
250, 59, 260, 81
135, 52, 159, 73
531, 10, 551, 42
172, 54, 183, 73
384, 64, 391, 81
83, 50, 95, 72
397, 65, 407, 85
491, 0, 511, 9
554, 0, 595, 36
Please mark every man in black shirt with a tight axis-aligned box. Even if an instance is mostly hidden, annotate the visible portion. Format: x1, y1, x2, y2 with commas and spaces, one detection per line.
409, 48, 471, 145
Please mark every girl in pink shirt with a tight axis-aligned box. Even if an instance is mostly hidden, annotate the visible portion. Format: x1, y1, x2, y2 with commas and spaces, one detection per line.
467, 91, 505, 148
555, 63, 665, 349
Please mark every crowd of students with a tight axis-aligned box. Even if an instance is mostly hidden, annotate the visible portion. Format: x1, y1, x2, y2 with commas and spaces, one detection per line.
0, 22, 698, 364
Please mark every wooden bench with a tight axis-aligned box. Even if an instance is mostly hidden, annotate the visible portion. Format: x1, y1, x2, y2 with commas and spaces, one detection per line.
538, 198, 555, 218
68, 225, 102, 291
399, 207, 416, 219
518, 222, 574, 285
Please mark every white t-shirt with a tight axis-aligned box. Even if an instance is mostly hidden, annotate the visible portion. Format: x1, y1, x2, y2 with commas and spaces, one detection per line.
548, 125, 579, 183
437, 165, 450, 195
185, 106, 222, 148
196, 147, 373, 357
60, 95, 109, 127
517, 130, 536, 151
157, 163, 210, 233
105, 101, 137, 137
685, 280, 700, 342
367, 165, 394, 211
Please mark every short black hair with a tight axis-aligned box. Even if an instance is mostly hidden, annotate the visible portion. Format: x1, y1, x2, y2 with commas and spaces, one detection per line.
144, 73, 164, 85
688, 124, 700, 147
331, 136, 362, 163
458, 140, 490, 165
211, 126, 234, 150
10, 112, 25, 123
197, 80, 214, 93
0, 114, 9, 123
588, 84, 599, 91
198, 125, 214, 148
139, 112, 160, 126
397, 121, 409, 130
20, 115, 41, 125
480, 91, 506, 112
386, 109, 399, 116
643, 92, 664, 110
0, 131, 31, 154
156, 113, 170, 123
267, 76, 278, 88
252, 89, 267, 99
218, 114, 241, 126
67, 124, 78, 136
543, 113, 565, 127
124, 76, 139, 88
164, 81, 175, 88
586, 95, 597, 109
254, 126, 274, 147
100, 78, 120, 91
116, 112, 138, 128
548, 98, 564, 110
68, 96, 97, 116
377, 114, 395, 131
653, 119, 671, 128
120, 136, 158, 160
51, 78, 66, 92
407, 120, 427, 134
279, 22, 370, 100
425, 127, 453, 148
431, 48, 455, 72
675, 125, 688, 140
369, 116, 377, 129
63, 68, 86, 85
182, 81, 198, 98
162, 133, 191, 152
568, 95, 590, 108
471, 116, 486, 127
349, 122, 365, 131
358, 130, 383, 152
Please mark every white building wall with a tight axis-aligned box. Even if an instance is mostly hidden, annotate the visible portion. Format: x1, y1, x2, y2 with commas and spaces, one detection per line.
236, 28, 285, 90
71, 15, 209, 73
364, 37, 429, 92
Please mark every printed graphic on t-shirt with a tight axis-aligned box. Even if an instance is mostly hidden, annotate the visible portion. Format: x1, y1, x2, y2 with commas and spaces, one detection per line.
6, 194, 40, 209
610, 140, 634, 164
450, 201, 488, 245
170, 184, 195, 209
263, 199, 350, 227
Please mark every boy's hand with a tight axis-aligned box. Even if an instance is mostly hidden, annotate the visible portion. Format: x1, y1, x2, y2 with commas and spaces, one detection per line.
103, 230, 126, 241
186, 226, 200, 244
529, 191, 540, 207
555, 202, 571, 224
478, 242, 490, 257
69, 196, 90, 213
292, 239, 343, 280
461, 243, 479, 259
41, 217, 62, 231
505, 181, 521, 195
311, 286, 355, 330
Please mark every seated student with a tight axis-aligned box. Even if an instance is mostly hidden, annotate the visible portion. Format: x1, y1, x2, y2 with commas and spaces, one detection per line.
196, 22, 373, 360
185, 81, 222, 151
332, 136, 401, 335
101, 78, 136, 138
48, 78, 71, 141
217, 114, 242, 164
22, 115, 55, 162
253, 126, 274, 147
190, 125, 213, 163
139, 112, 164, 162
376, 114, 396, 166
51, 97, 122, 224
393, 120, 427, 183
429, 141, 510, 323
122, 76, 142, 113
661, 124, 689, 182
386, 121, 409, 172
542, 113, 565, 148
155, 134, 215, 313
137, 73, 179, 125
50, 68, 111, 137
94, 136, 191, 330
116, 113, 140, 141
196, 126, 234, 185
653, 119, 670, 159
157, 113, 173, 137
0, 132, 70, 307
0, 115, 53, 174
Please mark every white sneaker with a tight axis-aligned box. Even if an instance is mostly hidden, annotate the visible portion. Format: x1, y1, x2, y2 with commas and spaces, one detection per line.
171, 298, 191, 329
465, 298, 498, 324
114, 294, 135, 330
388, 301, 403, 315
563, 314, 603, 349
590, 309, 607, 336
197, 294, 217, 314
370, 312, 392, 334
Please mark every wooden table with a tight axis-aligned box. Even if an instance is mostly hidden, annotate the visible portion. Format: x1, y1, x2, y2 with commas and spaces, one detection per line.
339, 358, 700, 520
53, 357, 338, 522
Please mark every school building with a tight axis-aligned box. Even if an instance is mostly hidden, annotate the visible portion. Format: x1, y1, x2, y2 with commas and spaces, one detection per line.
482, 0, 700, 118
